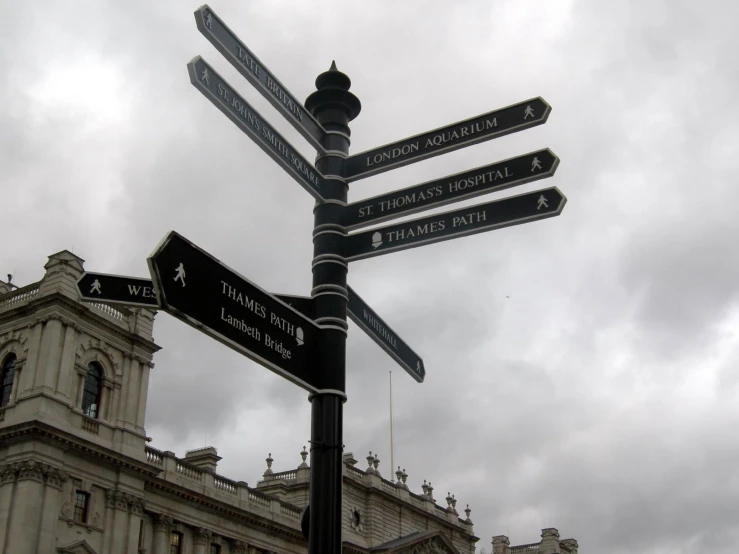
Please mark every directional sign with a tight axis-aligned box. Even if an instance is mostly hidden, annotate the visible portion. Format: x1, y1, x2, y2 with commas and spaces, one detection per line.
187, 56, 325, 202
342, 187, 566, 262
194, 5, 328, 154
276, 289, 425, 383
344, 97, 551, 182
346, 286, 425, 383
77, 272, 159, 308
148, 231, 324, 392
343, 149, 559, 230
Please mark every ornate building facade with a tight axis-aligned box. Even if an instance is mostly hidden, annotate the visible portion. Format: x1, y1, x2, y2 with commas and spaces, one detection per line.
0, 251, 579, 554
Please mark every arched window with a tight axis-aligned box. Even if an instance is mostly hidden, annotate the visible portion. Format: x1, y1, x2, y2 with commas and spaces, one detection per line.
0, 354, 16, 407
82, 363, 102, 419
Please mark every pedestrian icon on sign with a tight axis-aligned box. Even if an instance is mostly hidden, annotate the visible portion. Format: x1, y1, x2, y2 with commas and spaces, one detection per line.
204, 11, 213, 29
524, 105, 535, 119
174, 263, 186, 287
531, 157, 542, 171
90, 279, 102, 295
296, 327, 304, 346
201, 67, 210, 86
372, 232, 383, 249
537, 195, 549, 210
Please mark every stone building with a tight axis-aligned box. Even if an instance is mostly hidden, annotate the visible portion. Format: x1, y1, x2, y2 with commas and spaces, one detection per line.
0, 251, 579, 554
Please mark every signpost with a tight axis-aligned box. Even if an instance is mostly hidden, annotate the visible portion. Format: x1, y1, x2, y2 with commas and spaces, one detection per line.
194, 5, 328, 154
187, 56, 326, 201
148, 231, 324, 392
178, 8, 569, 554
276, 287, 425, 383
343, 149, 559, 230
344, 97, 551, 182
76, 272, 159, 308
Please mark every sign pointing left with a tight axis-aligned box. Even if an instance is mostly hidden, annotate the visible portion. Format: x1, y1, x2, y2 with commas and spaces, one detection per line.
76, 272, 159, 308
148, 231, 325, 392
187, 56, 326, 202
194, 5, 328, 154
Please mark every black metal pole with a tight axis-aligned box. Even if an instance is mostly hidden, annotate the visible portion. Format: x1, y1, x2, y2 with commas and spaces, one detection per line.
305, 63, 361, 554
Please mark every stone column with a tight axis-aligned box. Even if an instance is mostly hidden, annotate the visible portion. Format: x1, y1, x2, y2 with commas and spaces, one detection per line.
0, 463, 19, 549
106, 489, 132, 554
153, 514, 172, 554
193, 527, 210, 554
540, 528, 561, 554
4, 460, 46, 554
492, 535, 510, 554
37, 466, 69, 553
127, 496, 146, 553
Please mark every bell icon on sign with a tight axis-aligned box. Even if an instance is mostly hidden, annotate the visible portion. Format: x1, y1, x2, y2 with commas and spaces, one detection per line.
296, 327, 304, 346
371, 232, 383, 249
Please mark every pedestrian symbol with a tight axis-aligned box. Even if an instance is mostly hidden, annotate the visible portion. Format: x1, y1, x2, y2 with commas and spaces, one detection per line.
531, 157, 542, 171
204, 11, 213, 29
174, 263, 186, 287
524, 105, 535, 120
200, 67, 210, 86
536, 195, 549, 210
90, 279, 102, 295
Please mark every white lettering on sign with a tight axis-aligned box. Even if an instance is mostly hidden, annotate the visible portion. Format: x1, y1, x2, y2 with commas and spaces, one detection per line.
424, 118, 498, 149
361, 308, 398, 349
448, 167, 513, 193
236, 46, 262, 78
264, 334, 292, 359
384, 220, 446, 243
452, 211, 487, 228
221, 307, 261, 341
265, 76, 304, 121
216, 82, 320, 189
221, 281, 267, 318
217, 84, 262, 132
366, 142, 420, 167
221, 281, 305, 344
127, 285, 157, 299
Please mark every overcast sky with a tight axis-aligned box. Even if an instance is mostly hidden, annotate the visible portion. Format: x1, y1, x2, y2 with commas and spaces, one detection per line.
3, 0, 738, 552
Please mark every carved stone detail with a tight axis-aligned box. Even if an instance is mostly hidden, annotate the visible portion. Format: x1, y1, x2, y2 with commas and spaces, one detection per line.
0, 460, 69, 487
194, 527, 210, 545
75, 338, 120, 375
105, 489, 144, 513
229, 540, 247, 554
154, 514, 173, 532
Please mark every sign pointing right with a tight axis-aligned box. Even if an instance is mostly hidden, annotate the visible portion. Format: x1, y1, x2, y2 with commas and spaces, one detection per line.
344, 97, 551, 182
343, 149, 559, 231
341, 187, 566, 263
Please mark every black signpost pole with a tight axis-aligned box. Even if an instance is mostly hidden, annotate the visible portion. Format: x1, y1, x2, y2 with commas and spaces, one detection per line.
304, 63, 361, 554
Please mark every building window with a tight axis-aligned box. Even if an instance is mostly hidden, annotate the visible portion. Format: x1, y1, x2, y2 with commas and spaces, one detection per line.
74, 491, 90, 523
210, 544, 221, 554
82, 362, 102, 418
0, 354, 16, 407
170, 531, 182, 554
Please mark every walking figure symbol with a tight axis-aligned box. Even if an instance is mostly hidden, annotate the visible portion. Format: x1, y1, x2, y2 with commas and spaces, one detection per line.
90, 279, 102, 295
524, 105, 535, 119
174, 263, 186, 287
531, 157, 542, 172
204, 12, 213, 29
200, 67, 210, 86
537, 195, 549, 210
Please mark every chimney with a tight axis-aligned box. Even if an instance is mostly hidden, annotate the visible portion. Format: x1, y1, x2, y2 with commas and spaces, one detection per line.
184, 447, 222, 473
540, 528, 561, 554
